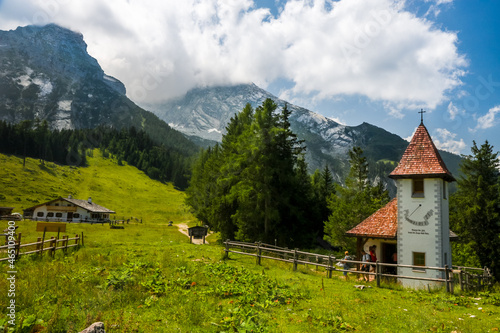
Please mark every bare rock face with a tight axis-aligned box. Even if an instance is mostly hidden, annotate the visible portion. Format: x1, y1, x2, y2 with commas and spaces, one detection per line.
0, 24, 129, 129
79, 322, 105, 333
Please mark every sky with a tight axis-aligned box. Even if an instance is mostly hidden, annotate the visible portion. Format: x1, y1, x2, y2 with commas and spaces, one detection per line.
0, 0, 499, 155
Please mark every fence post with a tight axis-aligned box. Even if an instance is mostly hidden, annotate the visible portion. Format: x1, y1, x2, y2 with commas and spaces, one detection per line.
256, 242, 261, 265
283, 247, 288, 260
36, 237, 42, 252
63, 235, 68, 254
50, 237, 56, 257
327, 255, 333, 278
444, 265, 450, 293
376, 260, 381, 288
449, 268, 454, 294
224, 239, 230, 259
292, 248, 297, 271
15, 233, 21, 259
81, 232, 84, 246
459, 268, 463, 291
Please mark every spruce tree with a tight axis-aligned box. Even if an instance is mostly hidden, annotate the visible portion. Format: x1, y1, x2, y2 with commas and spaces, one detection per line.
324, 146, 389, 250
451, 141, 500, 279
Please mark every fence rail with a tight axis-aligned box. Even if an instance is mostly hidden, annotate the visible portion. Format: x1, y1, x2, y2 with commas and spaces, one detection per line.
224, 240, 493, 293
0, 232, 84, 261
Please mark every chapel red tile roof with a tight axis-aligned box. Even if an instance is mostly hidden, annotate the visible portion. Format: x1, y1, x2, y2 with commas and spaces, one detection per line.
389, 123, 455, 181
346, 198, 459, 240
346, 198, 398, 239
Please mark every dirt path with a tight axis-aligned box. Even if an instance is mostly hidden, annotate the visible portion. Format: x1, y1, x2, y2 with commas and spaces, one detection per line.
176, 223, 209, 245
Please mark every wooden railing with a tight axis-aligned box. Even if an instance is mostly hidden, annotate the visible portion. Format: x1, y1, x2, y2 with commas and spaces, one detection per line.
223, 240, 493, 293
452, 266, 493, 292
0, 232, 84, 261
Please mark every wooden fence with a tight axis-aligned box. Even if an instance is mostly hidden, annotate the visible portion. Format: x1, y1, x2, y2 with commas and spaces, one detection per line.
224, 240, 493, 293
452, 266, 493, 292
0, 232, 84, 261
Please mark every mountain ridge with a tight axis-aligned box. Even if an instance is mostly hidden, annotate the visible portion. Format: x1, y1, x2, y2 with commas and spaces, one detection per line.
143, 83, 462, 194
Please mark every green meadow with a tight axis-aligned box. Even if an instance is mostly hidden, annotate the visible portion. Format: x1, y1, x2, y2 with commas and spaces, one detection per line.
0, 150, 191, 224
0, 152, 499, 332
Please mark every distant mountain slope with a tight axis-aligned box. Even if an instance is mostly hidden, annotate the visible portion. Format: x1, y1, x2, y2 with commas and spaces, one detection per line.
143, 83, 462, 193
0, 24, 197, 155
0, 151, 191, 223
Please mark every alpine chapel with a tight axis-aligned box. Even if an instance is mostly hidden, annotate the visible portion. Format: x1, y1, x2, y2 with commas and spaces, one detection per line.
347, 116, 457, 288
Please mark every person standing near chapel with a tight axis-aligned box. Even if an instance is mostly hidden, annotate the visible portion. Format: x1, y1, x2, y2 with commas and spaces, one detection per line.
342, 251, 351, 279
361, 249, 371, 281
369, 245, 377, 272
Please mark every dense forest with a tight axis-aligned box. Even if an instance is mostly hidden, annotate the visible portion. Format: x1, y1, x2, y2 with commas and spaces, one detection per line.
0, 120, 193, 189
185, 99, 389, 248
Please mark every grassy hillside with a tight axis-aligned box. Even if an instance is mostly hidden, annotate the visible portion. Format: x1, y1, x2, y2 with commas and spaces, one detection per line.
0, 151, 192, 223
0, 152, 499, 332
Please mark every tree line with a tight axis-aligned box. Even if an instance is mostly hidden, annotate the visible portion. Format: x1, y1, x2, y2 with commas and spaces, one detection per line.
0, 119, 192, 189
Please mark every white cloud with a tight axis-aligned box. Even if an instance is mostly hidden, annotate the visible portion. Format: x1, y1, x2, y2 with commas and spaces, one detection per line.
0, 0, 467, 107
433, 128, 466, 154
447, 101, 465, 120
424, 0, 454, 17
470, 106, 500, 132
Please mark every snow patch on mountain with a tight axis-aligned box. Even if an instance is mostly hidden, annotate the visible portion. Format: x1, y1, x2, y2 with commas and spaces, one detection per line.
14, 75, 31, 88
33, 77, 53, 96
58, 100, 72, 111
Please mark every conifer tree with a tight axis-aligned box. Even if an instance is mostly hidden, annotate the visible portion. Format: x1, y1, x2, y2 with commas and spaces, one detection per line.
186, 99, 318, 247
451, 141, 500, 279
324, 146, 389, 250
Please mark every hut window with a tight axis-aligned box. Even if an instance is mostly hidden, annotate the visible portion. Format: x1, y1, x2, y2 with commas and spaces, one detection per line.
55, 213, 63, 218
74, 213, 80, 218
413, 252, 426, 271
47, 212, 54, 217
37, 212, 44, 217
412, 179, 424, 198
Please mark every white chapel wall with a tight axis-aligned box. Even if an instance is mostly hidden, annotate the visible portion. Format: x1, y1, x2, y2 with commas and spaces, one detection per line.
397, 178, 451, 288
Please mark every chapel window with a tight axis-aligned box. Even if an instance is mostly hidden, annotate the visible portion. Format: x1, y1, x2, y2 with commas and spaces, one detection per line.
412, 179, 424, 198
413, 252, 426, 272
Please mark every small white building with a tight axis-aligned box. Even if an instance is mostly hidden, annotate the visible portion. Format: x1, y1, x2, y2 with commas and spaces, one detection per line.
23, 196, 115, 223
347, 120, 458, 288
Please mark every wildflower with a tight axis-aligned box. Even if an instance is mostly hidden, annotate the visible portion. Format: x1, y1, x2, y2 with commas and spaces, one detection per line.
191, 281, 196, 287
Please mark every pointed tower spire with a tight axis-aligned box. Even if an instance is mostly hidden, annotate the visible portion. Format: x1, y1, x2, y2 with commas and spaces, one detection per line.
389, 123, 455, 181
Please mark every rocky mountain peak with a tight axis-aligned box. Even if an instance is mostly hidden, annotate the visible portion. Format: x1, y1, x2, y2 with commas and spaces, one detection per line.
1, 24, 125, 95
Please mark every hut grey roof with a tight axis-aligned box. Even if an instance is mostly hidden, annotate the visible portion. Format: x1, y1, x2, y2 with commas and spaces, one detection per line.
64, 198, 115, 214
23, 197, 115, 214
